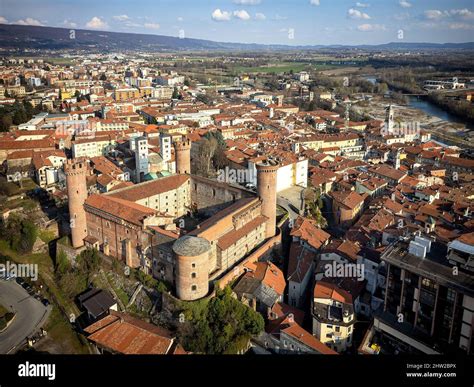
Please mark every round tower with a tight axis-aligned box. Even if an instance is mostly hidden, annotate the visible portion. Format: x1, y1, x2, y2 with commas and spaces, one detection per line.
257, 160, 279, 239
174, 137, 191, 175
64, 158, 88, 248
173, 235, 211, 301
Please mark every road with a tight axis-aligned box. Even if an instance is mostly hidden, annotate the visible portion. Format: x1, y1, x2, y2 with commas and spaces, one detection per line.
277, 186, 306, 221
0, 280, 50, 354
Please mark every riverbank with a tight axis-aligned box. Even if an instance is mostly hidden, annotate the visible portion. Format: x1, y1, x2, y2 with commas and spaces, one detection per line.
353, 95, 473, 148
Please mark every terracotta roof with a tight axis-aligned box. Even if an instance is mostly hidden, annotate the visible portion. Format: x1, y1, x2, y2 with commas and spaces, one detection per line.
290, 217, 331, 250
280, 319, 337, 354
85, 194, 157, 226
84, 311, 177, 354
217, 215, 267, 250
322, 239, 360, 262
109, 174, 189, 202
245, 261, 286, 296
330, 190, 366, 210
313, 281, 353, 304
457, 232, 474, 245
287, 243, 315, 283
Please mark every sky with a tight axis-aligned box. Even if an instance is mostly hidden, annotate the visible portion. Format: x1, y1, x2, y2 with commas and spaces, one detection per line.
0, 0, 473, 45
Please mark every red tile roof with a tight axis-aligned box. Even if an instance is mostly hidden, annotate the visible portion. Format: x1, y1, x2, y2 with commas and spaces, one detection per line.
84, 311, 178, 354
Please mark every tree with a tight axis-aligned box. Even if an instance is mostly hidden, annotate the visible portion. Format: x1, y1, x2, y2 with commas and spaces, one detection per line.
76, 248, 101, 283
58, 271, 87, 299
172, 87, 180, 99
177, 286, 264, 354
55, 250, 71, 275
3, 215, 38, 254
1, 115, 12, 132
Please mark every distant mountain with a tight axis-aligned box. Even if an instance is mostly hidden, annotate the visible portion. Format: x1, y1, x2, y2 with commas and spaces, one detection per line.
0, 24, 473, 53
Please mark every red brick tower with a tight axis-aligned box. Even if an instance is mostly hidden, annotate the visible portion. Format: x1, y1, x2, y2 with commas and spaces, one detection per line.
173, 235, 211, 301
257, 160, 279, 239
174, 137, 191, 174
65, 158, 88, 248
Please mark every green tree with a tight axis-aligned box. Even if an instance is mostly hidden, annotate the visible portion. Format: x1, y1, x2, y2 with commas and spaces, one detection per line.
4, 215, 38, 253
178, 286, 264, 354
76, 248, 101, 282
172, 87, 180, 99
55, 249, 71, 275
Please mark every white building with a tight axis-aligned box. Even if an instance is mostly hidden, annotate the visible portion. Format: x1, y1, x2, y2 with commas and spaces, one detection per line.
131, 136, 149, 183
312, 281, 356, 353
248, 158, 308, 193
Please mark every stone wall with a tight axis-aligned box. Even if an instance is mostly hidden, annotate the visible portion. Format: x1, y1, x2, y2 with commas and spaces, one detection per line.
190, 175, 254, 217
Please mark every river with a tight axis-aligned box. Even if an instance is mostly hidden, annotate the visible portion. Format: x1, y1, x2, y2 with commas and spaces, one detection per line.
364, 76, 473, 129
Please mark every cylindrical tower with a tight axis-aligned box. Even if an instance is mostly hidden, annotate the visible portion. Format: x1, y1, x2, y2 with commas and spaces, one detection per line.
64, 158, 88, 248
173, 235, 210, 301
174, 137, 191, 174
257, 160, 279, 239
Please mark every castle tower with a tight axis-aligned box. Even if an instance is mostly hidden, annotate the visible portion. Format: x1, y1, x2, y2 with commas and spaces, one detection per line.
64, 158, 88, 248
132, 136, 149, 183
174, 137, 191, 174
257, 160, 279, 239
173, 235, 211, 301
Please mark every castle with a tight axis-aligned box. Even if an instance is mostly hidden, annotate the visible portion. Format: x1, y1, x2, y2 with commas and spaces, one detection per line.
66, 136, 279, 301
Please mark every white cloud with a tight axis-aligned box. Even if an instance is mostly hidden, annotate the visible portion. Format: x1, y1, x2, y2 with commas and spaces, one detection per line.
348, 8, 370, 19
86, 17, 108, 29
15, 18, 43, 26
356, 2, 369, 8
449, 9, 474, 20
121, 21, 140, 28
310, 0, 320, 5
0, 16, 8, 24
144, 22, 160, 29
274, 14, 288, 20
233, 10, 251, 20
255, 13, 266, 20
62, 19, 77, 28
357, 23, 385, 31
394, 12, 410, 21
211, 9, 232, 21
422, 8, 474, 22
177, 17, 184, 22
449, 22, 474, 30
424, 10, 444, 20
233, 0, 261, 4
399, 0, 412, 8
113, 15, 130, 21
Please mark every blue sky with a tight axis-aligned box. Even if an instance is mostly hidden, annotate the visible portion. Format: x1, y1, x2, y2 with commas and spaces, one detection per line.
1, 0, 473, 45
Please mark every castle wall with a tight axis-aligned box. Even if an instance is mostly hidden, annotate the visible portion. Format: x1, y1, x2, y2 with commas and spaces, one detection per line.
190, 175, 253, 217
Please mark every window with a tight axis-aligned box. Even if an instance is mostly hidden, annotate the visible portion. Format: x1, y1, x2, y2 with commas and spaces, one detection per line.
192, 263, 196, 268
335, 326, 340, 332
326, 333, 332, 338
191, 285, 197, 292
191, 273, 196, 279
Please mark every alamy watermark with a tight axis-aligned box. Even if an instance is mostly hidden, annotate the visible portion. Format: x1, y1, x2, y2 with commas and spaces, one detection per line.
324, 261, 365, 282
217, 166, 255, 184
381, 121, 420, 137
0, 261, 38, 281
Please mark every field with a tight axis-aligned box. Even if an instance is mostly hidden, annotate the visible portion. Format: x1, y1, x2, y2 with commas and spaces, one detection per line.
233, 62, 309, 74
